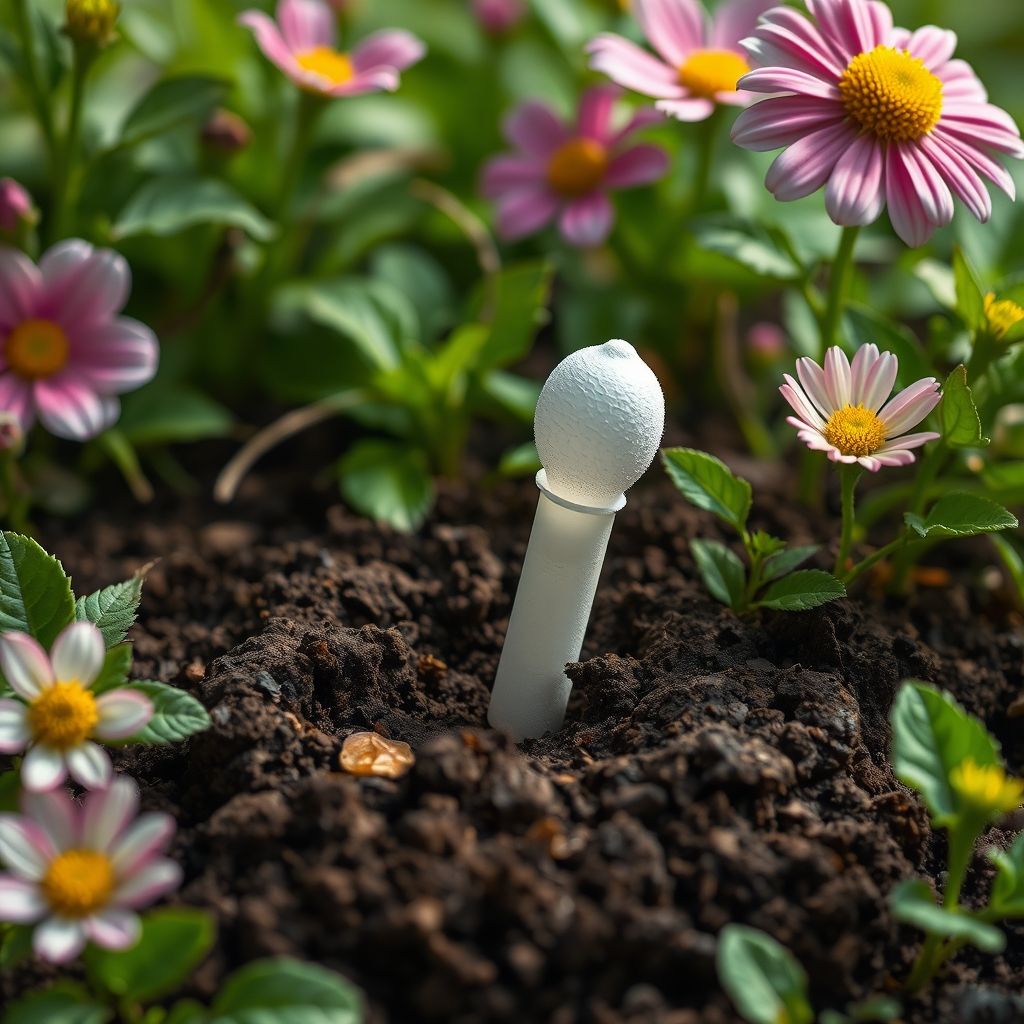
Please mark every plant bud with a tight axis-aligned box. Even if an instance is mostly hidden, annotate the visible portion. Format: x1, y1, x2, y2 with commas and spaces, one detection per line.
0, 412, 24, 455
472, 0, 526, 34
201, 109, 253, 157
0, 178, 37, 238
64, 0, 120, 48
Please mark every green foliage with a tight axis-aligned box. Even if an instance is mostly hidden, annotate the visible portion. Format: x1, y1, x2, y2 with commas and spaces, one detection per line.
75, 567, 149, 648
124, 681, 211, 745
662, 448, 752, 532
941, 366, 987, 448
117, 388, 234, 448
988, 833, 1024, 918
904, 494, 1017, 540
716, 925, 814, 1024
757, 571, 847, 612
891, 879, 1004, 952
0, 532, 75, 654
112, 75, 230, 152
3, 983, 110, 1024
952, 248, 986, 330
692, 216, 800, 280
91, 644, 134, 694
690, 540, 745, 609
338, 440, 435, 533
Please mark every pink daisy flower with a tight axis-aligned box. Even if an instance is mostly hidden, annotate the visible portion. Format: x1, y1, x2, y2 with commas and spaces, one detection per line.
781, 344, 941, 471
586, 0, 778, 122
0, 622, 153, 792
239, 0, 425, 98
731, 0, 1024, 247
481, 86, 670, 247
0, 777, 181, 963
0, 241, 158, 441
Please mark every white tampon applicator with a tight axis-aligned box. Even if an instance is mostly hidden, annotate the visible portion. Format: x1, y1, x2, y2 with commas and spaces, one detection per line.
488, 339, 665, 741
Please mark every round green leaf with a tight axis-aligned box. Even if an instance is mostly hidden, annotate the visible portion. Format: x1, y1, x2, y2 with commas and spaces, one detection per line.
125, 682, 211, 745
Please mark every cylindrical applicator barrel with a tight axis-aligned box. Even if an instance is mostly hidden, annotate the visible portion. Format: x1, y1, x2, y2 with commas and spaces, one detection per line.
488, 487, 617, 740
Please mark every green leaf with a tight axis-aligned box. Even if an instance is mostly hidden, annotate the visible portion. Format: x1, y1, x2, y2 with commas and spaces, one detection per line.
75, 568, 149, 648
843, 305, 932, 386
0, 532, 75, 650
989, 832, 1024, 917
953, 247, 986, 330
125, 682, 211, 745
905, 493, 1017, 539
0, 924, 32, 970
762, 545, 819, 583
115, 75, 229, 151
114, 178, 274, 242
846, 996, 903, 1022
4, 984, 111, 1024
85, 909, 215, 1003
370, 244, 454, 344
890, 879, 1004, 952
692, 216, 799, 280
118, 387, 234, 447
757, 570, 846, 612
0, 769, 19, 812
478, 371, 539, 423
209, 958, 362, 1024
941, 366, 986, 448
662, 448, 752, 532
691, 539, 746, 610
165, 1001, 209, 1024
890, 681, 1000, 826
476, 262, 553, 370
498, 442, 540, 478
338, 440, 435, 532
92, 644, 134, 694
716, 925, 814, 1024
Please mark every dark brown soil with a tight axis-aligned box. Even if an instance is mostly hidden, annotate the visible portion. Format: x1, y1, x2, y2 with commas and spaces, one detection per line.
7, 442, 1024, 1024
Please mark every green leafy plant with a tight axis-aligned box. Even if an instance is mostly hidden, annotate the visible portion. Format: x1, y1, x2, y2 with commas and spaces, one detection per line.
663, 448, 846, 613
889, 681, 1024, 992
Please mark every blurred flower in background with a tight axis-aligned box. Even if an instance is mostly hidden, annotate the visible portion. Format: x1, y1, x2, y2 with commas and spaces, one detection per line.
472, 0, 528, 35
587, 0, 776, 121
732, 0, 1024, 246
984, 292, 1024, 341
482, 87, 669, 247
0, 241, 159, 440
0, 179, 37, 241
239, 0, 425, 98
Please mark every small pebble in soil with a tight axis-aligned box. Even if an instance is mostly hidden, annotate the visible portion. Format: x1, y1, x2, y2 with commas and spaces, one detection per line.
340, 731, 416, 779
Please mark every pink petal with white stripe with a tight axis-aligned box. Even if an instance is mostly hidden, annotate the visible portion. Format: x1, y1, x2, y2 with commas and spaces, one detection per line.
66, 742, 113, 791
33, 917, 86, 963
0, 875, 45, 922
0, 699, 28, 754
113, 859, 183, 909
83, 776, 139, 851
95, 689, 153, 741
633, 0, 706, 66
50, 622, 105, 688
0, 632, 54, 700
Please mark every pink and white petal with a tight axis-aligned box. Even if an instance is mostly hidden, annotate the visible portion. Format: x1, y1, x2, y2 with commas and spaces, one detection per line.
879, 431, 940, 452
50, 622, 105, 689
0, 248, 42, 331
21, 745, 67, 793
238, 10, 298, 73
932, 129, 1015, 200
276, 0, 335, 52
0, 375, 34, 433
70, 318, 159, 395
577, 86, 618, 143
330, 68, 400, 96
586, 34, 684, 100
940, 103, 1024, 158
871, 451, 915, 468
0, 816, 55, 879
94, 690, 153, 741
779, 378, 826, 429
481, 156, 545, 198
610, 106, 665, 147
33, 917, 86, 964
66, 742, 113, 791
896, 144, 954, 228
849, 343, 879, 401
0, 699, 28, 754
83, 776, 138, 852
878, 378, 940, 433
710, 0, 776, 50
732, 96, 845, 152
633, 0, 706, 66
39, 241, 130, 330
110, 813, 175, 877
495, 188, 559, 240
936, 60, 987, 103
113, 859, 182, 909
85, 910, 140, 951
823, 347, 852, 408
23, 788, 76, 851
33, 377, 119, 441
903, 26, 957, 68
885, 145, 936, 247
857, 455, 883, 472
861, 351, 899, 412
351, 30, 426, 73
656, 97, 716, 122
737, 67, 841, 101
503, 102, 569, 159
794, 358, 833, 418
559, 193, 615, 248
743, 7, 846, 80
764, 122, 855, 202
0, 875, 45, 922
0, 632, 54, 700
605, 144, 670, 188
918, 134, 991, 223
825, 134, 886, 226
714, 90, 753, 107
807, 0, 892, 60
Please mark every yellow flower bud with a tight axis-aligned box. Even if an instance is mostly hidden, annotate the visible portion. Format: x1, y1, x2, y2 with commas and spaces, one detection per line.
950, 759, 1024, 818
65, 0, 120, 48
984, 292, 1024, 342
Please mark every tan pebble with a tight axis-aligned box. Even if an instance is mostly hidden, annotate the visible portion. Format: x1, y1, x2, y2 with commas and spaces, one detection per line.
340, 731, 415, 779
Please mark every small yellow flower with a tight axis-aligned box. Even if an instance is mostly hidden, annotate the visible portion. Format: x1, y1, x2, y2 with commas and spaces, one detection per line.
950, 759, 1024, 817
984, 292, 1024, 341
64, 0, 120, 48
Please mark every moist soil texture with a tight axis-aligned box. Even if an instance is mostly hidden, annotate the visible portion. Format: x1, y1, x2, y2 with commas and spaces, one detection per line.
6, 440, 1024, 1024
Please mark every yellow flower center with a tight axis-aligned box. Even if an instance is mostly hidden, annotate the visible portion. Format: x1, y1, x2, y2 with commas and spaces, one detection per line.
547, 138, 609, 197
28, 681, 98, 751
984, 292, 1024, 340
950, 759, 1024, 816
6, 319, 70, 380
838, 46, 943, 143
822, 404, 887, 457
295, 46, 355, 87
41, 849, 115, 918
678, 49, 750, 98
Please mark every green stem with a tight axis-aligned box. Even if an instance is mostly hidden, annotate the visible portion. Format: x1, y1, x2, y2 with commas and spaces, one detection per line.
834, 465, 861, 575
692, 108, 723, 211
819, 225, 861, 357
99, 430, 153, 504
741, 537, 765, 612
889, 441, 947, 592
842, 533, 911, 587
272, 90, 323, 223
51, 44, 93, 242
12, 0, 56, 159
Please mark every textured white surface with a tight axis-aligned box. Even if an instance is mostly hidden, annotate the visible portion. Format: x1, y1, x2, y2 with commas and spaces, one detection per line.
535, 339, 666, 509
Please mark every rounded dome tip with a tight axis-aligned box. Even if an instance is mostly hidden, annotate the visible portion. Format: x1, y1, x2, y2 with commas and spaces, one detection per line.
534, 339, 666, 509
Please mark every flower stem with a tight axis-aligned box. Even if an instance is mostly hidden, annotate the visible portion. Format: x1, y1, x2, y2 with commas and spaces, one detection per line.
692, 109, 723, 211
834, 464, 862, 575
889, 440, 947, 592
51, 44, 93, 242
12, 0, 56, 160
820, 225, 861, 357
